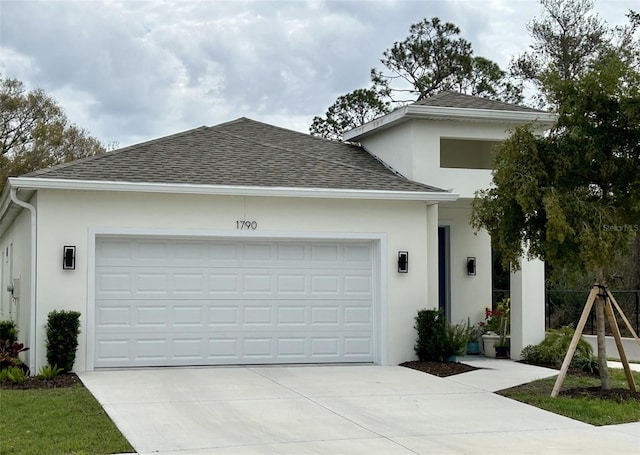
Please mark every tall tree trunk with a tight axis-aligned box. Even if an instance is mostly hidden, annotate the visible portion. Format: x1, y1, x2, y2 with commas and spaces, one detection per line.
595, 271, 611, 390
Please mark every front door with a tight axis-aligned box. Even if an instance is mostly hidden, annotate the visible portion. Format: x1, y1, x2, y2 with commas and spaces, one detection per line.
438, 227, 450, 318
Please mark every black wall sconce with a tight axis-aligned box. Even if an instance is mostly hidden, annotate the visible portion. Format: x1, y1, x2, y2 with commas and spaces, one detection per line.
63, 246, 76, 270
398, 251, 409, 273
466, 257, 476, 276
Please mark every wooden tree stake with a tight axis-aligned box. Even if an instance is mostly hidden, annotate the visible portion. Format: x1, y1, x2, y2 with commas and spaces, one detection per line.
551, 286, 598, 397
606, 289, 640, 346
604, 298, 636, 391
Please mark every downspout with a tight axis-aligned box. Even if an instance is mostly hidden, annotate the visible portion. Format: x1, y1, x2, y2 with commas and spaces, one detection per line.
10, 187, 37, 375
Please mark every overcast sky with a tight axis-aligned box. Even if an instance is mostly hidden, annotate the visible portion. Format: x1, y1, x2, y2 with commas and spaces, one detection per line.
0, 0, 636, 148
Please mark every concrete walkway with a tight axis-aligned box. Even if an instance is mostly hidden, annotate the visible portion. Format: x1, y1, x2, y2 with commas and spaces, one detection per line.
78, 359, 640, 455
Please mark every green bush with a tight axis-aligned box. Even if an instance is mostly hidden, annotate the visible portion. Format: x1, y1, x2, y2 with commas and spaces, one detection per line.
0, 320, 18, 344
414, 309, 447, 362
573, 356, 599, 375
38, 364, 64, 380
0, 365, 28, 384
46, 310, 81, 372
520, 326, 594, 369
444, 321, 469, 358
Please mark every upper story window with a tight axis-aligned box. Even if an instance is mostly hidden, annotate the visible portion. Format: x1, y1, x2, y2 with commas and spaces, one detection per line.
440, 138, 501, 170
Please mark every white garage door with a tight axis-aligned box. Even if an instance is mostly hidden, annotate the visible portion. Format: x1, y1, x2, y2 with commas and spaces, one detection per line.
94, 237, 375, 367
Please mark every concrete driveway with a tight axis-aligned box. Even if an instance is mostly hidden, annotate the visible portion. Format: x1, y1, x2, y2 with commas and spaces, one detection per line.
78, 360, 640, 455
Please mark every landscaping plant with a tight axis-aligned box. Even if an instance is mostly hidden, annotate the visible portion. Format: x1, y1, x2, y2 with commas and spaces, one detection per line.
0, 319, 18, 344
520, 326, 596, 373
38, 364, 64, 380
0, 340, 29, 372
0, 365, 28, 384
414, 309, 447, 361
444, 321, 469, 358
45, 310, 81, 372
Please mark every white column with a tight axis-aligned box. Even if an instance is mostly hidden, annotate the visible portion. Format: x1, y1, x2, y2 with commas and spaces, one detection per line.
426, 203, 439, 310
510, 256, 545, 360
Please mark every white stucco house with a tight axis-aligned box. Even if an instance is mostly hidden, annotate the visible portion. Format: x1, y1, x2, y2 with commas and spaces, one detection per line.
0, 92, 556, 373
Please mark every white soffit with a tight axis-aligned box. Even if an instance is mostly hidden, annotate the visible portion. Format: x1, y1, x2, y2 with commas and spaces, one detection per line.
343, 105, 558, 141
7, 177, 459, 204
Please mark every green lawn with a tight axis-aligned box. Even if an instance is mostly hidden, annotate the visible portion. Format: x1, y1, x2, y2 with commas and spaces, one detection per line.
499, 368, 640, 426
0, 383, 134, 455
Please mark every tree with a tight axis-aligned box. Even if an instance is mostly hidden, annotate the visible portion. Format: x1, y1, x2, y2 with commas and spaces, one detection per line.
372, 18, 521, 104
0, 76, 106, 192
311, 17, 522, 140
510, 0, 639, 108
471, 51, 640, 390
474, 0, 639, 391
309, 88, 390, 141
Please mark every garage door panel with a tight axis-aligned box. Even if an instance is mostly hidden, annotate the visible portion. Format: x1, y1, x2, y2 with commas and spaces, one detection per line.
97, 298, 372, 331
208, 338, 238, 359
173, 305, 206, 327
95, 238, 375, 367
344, 244, 373, 263
97, 272, 132, 295
276, 243, 306, 261
95, 331, 374, 367
136, 306, 168, 327
242, 243, 274, 261
97, 267, 372, 299
173, 273, 206, 294
208, 273, 240, 293
344, 305, 372, 325
277, 306, 306, 325
344, 337, 373, 357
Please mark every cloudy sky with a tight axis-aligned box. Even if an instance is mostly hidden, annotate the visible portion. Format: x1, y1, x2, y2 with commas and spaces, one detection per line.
0, 0, 636, 148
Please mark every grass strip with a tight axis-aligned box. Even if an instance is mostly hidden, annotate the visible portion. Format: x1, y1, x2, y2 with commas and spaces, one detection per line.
0, 383, 134, 455
499, 368, 640, 426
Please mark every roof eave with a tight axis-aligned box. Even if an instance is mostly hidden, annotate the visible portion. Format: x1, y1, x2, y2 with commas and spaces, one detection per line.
343, 105, 558, 141
8, 177, 459, 204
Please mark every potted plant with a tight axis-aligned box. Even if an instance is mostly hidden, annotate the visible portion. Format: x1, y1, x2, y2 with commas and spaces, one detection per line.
480, 297, 510, 358
444, 320, 469, 362
494, 299, 510, 358
465, 318, 481, 355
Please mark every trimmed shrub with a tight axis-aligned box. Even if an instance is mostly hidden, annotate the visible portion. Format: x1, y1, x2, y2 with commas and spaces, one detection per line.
414, 309, 447, 361
46, 310, 81, 372
0, 320, 18, 345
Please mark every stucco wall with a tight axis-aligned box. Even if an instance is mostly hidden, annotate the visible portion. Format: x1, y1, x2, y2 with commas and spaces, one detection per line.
439, 201, 491, 325
0, 204, 33, 367
34, 189, 434, 371
354, 122, 415, 179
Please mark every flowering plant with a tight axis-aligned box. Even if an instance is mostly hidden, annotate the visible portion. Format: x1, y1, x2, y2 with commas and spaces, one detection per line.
480, 297, 510, 346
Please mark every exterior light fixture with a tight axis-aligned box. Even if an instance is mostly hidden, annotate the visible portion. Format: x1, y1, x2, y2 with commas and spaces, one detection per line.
63, 246, 76, 270
466, 257, 476, 276
398, 251, 409, 273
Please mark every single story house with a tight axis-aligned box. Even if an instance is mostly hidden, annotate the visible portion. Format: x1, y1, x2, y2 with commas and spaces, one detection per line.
0, 92, 556, 372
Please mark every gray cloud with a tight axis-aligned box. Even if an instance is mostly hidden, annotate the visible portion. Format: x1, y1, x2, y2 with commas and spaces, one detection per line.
1, 0, 636, 147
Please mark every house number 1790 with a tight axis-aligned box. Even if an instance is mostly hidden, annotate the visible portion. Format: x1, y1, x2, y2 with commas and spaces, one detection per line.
236, 220, 258, 230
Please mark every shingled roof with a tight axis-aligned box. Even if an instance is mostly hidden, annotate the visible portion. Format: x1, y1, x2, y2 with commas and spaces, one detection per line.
413, 91, 546, 113
25, 118, 444, 193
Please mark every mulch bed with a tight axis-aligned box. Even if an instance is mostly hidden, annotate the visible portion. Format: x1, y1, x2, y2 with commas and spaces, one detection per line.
402, 359, 640, 402
560, 386, 640, 402
0, 373, 80, 390
399, 360, 481, 377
